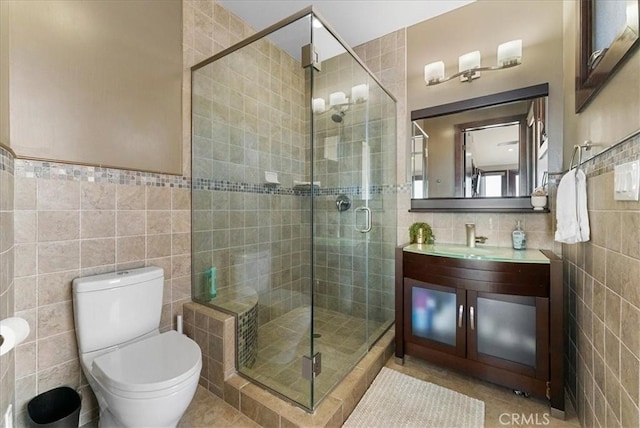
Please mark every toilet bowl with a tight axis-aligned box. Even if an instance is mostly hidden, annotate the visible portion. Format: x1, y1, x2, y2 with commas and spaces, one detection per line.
72, 267, 202, 428
82, 331, 201, 428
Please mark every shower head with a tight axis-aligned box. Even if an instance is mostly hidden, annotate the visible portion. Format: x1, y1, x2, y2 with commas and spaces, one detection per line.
331, 111, 345, 123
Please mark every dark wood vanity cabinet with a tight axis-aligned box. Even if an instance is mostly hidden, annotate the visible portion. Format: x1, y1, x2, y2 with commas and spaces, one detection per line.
395, 246, 564, 416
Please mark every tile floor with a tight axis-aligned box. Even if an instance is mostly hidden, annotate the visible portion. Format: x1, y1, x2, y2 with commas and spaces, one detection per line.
178, 386, 259, 428
179, 354, 582, 428
386, 356, 581, 428
239, 306, 388, 408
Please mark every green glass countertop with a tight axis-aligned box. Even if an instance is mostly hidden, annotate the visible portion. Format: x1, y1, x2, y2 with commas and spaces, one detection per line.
404, 243, 550, 264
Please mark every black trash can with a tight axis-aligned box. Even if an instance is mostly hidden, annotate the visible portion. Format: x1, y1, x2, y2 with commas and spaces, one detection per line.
27, 387, 81, 428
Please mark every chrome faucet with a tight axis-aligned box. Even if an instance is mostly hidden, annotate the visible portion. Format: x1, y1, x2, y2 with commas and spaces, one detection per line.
465, 223, 476, 247
465, 223, 488, 247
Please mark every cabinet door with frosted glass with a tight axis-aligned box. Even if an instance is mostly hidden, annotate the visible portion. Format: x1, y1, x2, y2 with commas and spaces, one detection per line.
403, 278, 466, 358
466, 291, 549, 379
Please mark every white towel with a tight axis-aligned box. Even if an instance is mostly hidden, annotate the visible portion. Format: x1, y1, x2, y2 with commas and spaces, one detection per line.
555, 169, 590, 243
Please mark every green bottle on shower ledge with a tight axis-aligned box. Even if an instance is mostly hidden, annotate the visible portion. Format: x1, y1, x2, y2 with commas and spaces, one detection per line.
205, 267, 217, 299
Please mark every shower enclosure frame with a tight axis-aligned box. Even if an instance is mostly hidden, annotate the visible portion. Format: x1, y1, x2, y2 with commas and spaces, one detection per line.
190, 5, 397, 411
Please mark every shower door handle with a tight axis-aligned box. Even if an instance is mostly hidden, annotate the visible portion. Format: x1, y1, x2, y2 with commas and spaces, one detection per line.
354, 206, 372, 233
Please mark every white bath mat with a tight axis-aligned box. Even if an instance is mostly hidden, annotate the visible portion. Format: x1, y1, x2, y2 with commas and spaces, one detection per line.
343, 367, 485, 428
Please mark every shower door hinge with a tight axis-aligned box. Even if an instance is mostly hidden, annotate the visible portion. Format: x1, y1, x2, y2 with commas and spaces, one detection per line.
302, 352, 322, 380
302, 44, 321, 71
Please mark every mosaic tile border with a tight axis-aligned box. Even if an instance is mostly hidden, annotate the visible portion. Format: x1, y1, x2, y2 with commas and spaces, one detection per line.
580, 130, 640, 178
193, 177, 399, 197
0, 146, 14, 175
315, 184, 398, 197
14, 159, 190, 188
12, 158, 403, 196
192, 178, 297, 195
397, 183, 411, 194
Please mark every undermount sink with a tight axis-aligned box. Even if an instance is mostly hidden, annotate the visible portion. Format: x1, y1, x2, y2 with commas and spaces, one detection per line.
403, 243, 549, 264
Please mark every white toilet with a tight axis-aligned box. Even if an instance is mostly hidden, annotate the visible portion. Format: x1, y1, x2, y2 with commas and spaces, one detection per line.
72, 267, 202, 428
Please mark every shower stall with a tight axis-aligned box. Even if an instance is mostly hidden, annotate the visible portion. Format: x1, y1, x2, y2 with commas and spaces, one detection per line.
190, 7, 397, 411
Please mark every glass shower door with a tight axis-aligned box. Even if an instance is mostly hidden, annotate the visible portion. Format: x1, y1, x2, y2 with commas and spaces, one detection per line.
190, 11, 316, 410
364, 73, 397, 347
190, 7, 396, 412
309, 14, 396, 407
309, 20, 369, 405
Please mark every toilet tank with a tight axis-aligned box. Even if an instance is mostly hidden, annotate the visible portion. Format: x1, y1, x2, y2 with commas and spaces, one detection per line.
73, 267, 164, 354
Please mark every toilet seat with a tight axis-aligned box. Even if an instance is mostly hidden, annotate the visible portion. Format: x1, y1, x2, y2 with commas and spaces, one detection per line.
92, 330, 201, 399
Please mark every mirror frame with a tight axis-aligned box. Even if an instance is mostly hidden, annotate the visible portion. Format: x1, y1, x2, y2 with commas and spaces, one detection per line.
575, 0, 640, 113
410, 83, 549, 213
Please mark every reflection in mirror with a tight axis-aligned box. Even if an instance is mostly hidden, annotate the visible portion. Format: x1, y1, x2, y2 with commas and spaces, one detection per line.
576, 0, 639, 112
411, 122, 428, 199
593, 0, 627, 53
464, 119, 523, 197
412, 96, 547, 199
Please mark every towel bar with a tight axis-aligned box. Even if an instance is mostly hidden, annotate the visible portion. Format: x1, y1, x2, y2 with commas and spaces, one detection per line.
569, 140, 592, 172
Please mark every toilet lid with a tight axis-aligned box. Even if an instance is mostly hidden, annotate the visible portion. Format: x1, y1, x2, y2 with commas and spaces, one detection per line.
92, 330, 202, 394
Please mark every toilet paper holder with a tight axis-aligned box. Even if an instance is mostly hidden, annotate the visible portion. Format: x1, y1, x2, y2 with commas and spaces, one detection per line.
0, 317, 30, 356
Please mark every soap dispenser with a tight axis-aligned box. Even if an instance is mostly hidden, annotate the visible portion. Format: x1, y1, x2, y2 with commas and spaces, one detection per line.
512, 220, 526, 250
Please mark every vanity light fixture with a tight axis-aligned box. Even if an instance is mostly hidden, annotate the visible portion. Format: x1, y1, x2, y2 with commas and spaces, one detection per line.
424, 39, 523, 86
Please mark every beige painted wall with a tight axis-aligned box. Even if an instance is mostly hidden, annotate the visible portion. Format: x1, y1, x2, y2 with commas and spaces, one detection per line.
0, 2, 9, 147
7, 0, 182, 174
562, 1, 640, 167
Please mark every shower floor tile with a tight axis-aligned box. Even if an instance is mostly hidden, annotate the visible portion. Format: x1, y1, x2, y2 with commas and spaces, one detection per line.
240, 306, 389, 407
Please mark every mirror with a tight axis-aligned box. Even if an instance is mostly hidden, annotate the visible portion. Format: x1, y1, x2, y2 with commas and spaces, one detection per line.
410, 84, 548, 212
575, 0, 639, 112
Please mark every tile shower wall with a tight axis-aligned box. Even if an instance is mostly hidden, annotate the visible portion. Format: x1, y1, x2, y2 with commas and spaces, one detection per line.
352, 31, 410, 248
182, 0, 256, 175
0, 146, 14, 428
190, 14, 310, 326
565, 131, 640, 428
191, 190, 308, 327
352, 28, 407, 160
11, 161, 192, 425
310, 48, 397, 322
